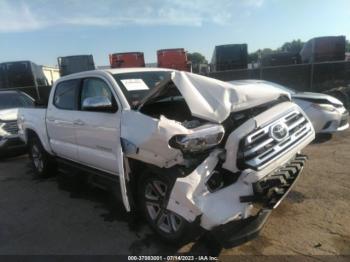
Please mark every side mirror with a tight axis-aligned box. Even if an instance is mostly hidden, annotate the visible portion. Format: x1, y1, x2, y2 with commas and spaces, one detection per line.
82, 96, 115, 112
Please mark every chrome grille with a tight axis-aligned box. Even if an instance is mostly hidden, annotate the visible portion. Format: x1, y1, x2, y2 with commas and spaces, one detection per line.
243, 110, 313, 170
2, 121, 19, 135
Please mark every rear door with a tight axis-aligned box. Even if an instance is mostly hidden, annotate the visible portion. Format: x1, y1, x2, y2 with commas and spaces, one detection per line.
75, 77, 121, 174
46, 79, 81, 161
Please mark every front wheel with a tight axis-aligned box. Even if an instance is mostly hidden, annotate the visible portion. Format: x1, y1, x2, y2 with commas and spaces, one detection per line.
28, 137, 55, 178
138, 173, 192, 243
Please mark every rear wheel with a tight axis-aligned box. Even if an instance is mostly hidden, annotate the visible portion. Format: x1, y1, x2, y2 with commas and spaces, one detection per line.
28, 136, 55, 178
138, 173, 191, 243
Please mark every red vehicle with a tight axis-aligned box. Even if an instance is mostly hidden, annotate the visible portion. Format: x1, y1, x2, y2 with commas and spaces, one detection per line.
109, 52, 145, 68
157, 48, 191, 71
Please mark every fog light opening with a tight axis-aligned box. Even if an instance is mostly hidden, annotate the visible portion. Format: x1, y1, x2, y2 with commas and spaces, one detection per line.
206, 171, 224, 193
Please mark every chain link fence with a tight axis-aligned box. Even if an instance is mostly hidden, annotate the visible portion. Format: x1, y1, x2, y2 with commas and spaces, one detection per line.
209, 61, 350, 93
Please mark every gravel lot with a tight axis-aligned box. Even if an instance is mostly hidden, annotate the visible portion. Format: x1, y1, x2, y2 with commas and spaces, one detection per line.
0, 129, 349, 257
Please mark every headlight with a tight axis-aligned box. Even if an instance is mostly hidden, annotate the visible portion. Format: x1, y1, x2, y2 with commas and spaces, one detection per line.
169, 124, 225, 153
311, 103, 337, 112
327, 96, 343, 106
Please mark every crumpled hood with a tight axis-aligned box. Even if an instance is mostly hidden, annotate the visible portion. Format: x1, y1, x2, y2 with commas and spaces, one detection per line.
0, 108, 19, 121
292, 92, 343, 105
171, 72, 290, 123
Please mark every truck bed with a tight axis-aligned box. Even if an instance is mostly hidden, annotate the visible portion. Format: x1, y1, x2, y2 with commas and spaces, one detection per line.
18, 108, 52, 154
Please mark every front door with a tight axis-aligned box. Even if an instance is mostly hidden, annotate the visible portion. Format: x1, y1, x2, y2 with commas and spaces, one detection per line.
75, 77, 121, 175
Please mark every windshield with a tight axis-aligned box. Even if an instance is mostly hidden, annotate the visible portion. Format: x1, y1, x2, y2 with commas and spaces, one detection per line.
113, 71, 172, 107
0, 93, 34, 110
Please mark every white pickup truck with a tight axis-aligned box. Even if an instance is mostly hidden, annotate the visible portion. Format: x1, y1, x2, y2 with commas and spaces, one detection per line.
18, 68, 315, 247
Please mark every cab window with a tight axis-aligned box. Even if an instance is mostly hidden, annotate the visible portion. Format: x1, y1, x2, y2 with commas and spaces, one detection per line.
53, 79, 80, 110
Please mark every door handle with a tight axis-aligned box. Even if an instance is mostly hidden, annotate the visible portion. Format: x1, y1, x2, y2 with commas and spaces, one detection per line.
73, 119, 85, 126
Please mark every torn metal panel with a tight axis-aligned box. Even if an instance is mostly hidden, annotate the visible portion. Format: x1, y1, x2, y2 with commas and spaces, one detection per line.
121, 110, 188, 168
167, 150, 223, 222
167, 149, 253, 230
171, 71, 289, 123
121, 109, 225, 168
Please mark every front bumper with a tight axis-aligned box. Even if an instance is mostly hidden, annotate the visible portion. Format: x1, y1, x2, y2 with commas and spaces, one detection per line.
319, 110, 349, 133
336, 111, 349, 131
0, 136, 26, 156
210, 155, 307, 248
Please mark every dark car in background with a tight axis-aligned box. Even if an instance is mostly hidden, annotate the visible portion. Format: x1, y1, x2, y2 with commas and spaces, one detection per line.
0, 90, 34, 157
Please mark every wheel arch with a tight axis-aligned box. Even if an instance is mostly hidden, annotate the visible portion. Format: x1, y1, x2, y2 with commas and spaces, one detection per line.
25, 128, 39, 143
24, 128, 53, 155
126, 158, 183, 212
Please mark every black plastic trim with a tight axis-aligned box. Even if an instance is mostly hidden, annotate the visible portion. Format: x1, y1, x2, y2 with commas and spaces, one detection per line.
211, 209, 271, 248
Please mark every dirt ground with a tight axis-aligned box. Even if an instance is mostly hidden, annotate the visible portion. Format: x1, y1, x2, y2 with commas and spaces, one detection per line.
220, 130, 350, 256
0, 129, 349, 258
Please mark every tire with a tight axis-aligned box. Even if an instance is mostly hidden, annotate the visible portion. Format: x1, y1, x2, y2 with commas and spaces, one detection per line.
28, 136, 55, 178
138, 173, 192, 244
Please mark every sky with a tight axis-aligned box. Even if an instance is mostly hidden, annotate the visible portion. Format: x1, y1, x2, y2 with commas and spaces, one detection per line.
0, 0, 349, 66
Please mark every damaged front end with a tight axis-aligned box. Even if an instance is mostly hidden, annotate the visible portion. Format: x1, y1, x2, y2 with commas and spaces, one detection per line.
118, 70, 315, 247
212, 154, 307, 248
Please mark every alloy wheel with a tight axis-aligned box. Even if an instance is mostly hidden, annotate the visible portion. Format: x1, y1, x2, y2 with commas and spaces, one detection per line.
144, 180, 183, 234
31, 144, 44, 173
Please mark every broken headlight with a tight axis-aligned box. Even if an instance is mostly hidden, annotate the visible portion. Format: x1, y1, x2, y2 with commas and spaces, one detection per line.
170, 124, 225, 153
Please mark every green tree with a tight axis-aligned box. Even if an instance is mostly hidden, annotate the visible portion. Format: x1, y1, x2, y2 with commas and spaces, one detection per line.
248, 40, 306, 63
280, 39, 305, 53
248, 48, 275, 63
248, 52, 259, 63
187, 52, 207, 65
188, 52, 208, 73
346, 40, 350, 52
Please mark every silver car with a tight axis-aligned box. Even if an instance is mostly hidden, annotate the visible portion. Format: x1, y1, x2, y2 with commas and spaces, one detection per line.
228, 80, 349, 134
0, 90, 34, 156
